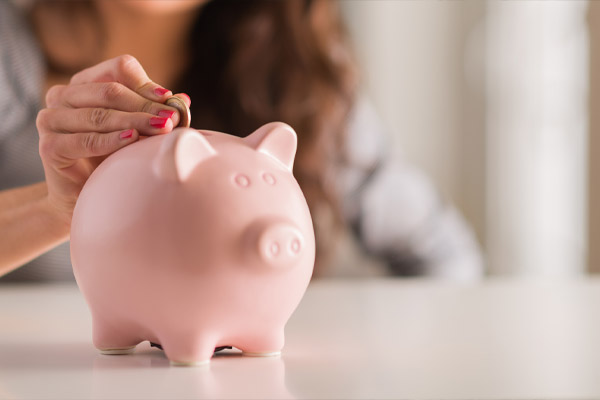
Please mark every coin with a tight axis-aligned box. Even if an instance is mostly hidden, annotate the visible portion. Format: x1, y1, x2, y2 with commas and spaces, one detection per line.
165, 96, 191, 128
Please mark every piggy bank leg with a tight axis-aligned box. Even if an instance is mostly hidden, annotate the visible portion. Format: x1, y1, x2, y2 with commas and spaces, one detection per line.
92, 315, 140, 355
240, 329, 284, 357
160, 335, 216, 366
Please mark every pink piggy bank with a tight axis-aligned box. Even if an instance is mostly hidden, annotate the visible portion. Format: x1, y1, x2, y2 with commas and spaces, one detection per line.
70, 122, 315, 366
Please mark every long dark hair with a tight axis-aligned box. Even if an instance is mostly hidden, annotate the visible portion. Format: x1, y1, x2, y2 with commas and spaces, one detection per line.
176, 0, 358, 274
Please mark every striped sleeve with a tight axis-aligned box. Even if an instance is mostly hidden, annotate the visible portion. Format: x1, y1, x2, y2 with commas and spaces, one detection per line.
0, 1, 43, 142
337, 99, 484, 281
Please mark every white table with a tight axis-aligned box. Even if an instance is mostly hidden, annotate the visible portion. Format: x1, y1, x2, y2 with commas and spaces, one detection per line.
1, 278, 600, 399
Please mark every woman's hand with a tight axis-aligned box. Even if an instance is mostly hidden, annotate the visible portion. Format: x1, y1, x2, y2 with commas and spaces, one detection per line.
36, 54, 191, 226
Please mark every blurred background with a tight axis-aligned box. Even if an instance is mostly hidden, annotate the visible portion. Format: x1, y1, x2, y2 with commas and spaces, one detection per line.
331, 0, 597, 278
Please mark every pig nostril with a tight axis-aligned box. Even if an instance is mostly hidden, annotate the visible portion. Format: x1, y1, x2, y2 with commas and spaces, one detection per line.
257, 224, 303, 264
269, 242, 280, 257
290, 238, 301, 254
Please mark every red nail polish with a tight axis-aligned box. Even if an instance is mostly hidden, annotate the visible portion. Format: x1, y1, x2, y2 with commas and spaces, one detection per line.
157, 110, 176, 119
154, 87, 171, 97
120, 129, 133, 139
150, 116, 169, 128
180, 93, 191, 105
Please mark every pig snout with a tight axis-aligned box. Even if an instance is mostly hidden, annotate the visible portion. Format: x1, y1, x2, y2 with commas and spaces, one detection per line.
247, 220, 304, 267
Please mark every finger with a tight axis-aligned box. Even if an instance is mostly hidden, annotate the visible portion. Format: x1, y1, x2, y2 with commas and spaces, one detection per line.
40, 129, 139, 161
45, 84, 67, 108
70, 54, 172, 102
39, 107, 174, 136
46, 82, 181, 126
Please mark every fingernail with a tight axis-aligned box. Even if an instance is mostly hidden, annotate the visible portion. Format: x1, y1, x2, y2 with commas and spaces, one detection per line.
120, 129, 134, 139
157, 110, 176, 119
154, 87, 171, 97
180, 93, 191, 105
150, 116, 169, 128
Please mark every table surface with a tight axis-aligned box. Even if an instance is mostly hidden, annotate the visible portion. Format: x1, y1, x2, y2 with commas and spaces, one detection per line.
1, 278, 600, 400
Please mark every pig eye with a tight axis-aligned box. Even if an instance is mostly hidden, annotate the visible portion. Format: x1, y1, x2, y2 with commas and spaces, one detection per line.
262, 172, 276, 185
234, 174, 250, 188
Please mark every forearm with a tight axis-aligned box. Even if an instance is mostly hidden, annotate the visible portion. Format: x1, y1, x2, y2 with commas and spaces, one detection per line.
0, 182, 48, 208
0, 183, 70, 277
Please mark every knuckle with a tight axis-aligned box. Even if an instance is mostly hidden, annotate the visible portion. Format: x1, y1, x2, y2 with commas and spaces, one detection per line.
117, 54, 138, 65
36, 109, 51, 131
81, 134, 100, 154
115, 54, 141, 77
45, 85, 64, 108
99, 82, 124, 102
87, 108, 110, 128
69, 71, 83, 85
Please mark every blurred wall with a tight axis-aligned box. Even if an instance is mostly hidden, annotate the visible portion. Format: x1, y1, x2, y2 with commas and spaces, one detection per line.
340, 1, 486, 257
341, 1, 590, 277
589, 3, 600, 274
485, 1, 588, 277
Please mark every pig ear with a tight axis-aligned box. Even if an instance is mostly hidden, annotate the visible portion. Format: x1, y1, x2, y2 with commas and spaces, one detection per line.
153, 128, 216, 182
244, 122, 297, 170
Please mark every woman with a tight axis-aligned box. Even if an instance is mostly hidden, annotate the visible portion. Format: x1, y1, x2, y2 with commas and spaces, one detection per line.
0, 0, 483, 280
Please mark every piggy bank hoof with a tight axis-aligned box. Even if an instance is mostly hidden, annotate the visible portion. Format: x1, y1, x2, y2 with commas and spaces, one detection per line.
169, 359, 210, 367
99, 346, 136, 355
242, 351, 281, 357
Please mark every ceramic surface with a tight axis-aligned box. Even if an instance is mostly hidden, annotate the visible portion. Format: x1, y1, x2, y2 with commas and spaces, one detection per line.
70, 122, 315, 365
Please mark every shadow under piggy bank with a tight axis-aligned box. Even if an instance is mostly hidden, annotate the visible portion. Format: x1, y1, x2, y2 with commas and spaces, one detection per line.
0, 341, 294, 399
91, 344, 294, 399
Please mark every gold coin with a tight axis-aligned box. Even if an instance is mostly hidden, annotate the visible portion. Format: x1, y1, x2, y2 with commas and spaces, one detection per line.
165, 96, 191, 128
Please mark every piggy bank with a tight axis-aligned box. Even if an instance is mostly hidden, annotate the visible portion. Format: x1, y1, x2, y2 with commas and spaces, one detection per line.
70, 122, 315, 366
